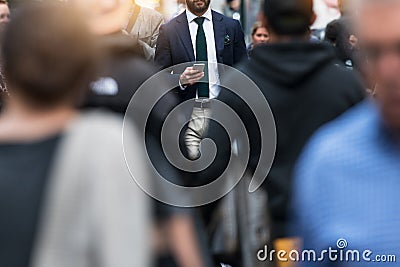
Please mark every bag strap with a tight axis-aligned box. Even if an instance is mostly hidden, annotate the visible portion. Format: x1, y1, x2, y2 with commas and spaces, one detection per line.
126, 4, 141, 33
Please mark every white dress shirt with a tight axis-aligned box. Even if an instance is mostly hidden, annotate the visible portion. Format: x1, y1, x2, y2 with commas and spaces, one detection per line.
185, 8, 220, 99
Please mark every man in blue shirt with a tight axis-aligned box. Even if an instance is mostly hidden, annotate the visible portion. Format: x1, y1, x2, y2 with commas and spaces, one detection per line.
291, 0, 400, 266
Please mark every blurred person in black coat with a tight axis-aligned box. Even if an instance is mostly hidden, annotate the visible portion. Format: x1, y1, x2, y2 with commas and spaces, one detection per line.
209, 0, 366, 264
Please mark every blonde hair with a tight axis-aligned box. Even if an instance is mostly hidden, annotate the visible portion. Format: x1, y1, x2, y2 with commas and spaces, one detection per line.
251, 21, 265, 36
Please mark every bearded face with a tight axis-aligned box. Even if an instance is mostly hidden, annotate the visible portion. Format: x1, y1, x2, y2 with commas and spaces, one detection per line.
186, 0, 211, 15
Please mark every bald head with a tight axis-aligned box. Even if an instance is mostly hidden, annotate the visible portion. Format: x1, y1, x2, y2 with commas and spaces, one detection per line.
354, 0, 400, 132
353, 0, 400, 41
71, 0, 130, 35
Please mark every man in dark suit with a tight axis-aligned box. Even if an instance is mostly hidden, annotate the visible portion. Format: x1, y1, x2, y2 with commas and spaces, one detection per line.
155, 0, 247, 160
155, 0, 247, 94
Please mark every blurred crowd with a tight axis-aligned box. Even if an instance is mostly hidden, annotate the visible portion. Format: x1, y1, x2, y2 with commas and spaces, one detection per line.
0, 0, 399, 267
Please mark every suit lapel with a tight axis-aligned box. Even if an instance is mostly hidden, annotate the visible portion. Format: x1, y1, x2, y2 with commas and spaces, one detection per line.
212, 10, 225, 63
175, 11, 195, 62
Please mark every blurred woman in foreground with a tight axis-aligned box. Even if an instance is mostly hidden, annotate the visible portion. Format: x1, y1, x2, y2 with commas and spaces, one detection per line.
0, 3, 150, 267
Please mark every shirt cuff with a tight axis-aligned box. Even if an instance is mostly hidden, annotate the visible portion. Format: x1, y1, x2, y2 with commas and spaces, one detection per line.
179, 79, 187, 90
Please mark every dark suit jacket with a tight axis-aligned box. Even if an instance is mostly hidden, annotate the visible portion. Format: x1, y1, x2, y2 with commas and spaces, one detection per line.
154, 10, 247, 102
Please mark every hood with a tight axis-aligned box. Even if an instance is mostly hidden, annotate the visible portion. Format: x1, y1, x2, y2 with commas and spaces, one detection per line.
250, 42, 337, 87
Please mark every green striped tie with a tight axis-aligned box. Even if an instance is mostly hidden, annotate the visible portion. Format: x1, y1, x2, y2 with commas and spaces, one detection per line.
194, 17, 209, 98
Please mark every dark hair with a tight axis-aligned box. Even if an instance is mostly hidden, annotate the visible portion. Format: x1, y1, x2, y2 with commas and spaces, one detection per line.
2, 2, 96, 108
324, 18, 353, 62
0, 0, 7, 5
263, 0, 313, 36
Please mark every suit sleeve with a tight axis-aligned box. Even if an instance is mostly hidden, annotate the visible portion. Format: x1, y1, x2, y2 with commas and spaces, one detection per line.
154, 24, 173, 70
233, 20, 248, 64
154, 23, 189, 101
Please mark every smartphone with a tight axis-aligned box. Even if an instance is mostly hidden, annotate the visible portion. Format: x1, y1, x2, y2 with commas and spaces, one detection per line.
193, 63, 205, 72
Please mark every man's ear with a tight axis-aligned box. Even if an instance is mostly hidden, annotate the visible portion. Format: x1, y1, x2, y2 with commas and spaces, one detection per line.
310, 11, 317, 26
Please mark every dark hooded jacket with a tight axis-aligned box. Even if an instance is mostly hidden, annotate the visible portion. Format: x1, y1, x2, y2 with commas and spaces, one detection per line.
214, 41, 366, 239
81, 33, 185, 214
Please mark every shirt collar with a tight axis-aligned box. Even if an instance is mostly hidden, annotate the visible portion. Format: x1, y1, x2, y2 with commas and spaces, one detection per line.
186, 8, 212, 23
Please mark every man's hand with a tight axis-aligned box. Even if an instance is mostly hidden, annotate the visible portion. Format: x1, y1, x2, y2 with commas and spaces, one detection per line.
180, 67, 204, 86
